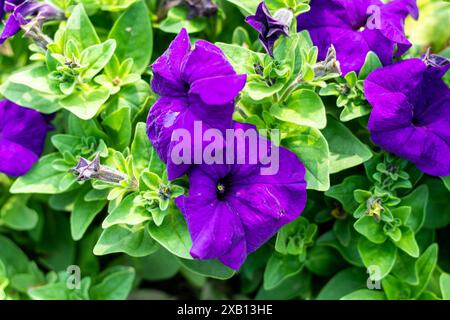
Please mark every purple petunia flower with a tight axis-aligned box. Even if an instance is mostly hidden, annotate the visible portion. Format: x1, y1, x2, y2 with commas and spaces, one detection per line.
245, 2, 290, 57
364, 58, 450, 177
175, 122, 307, 270
0, 100, 51, 177
297, 0, 419, 75
147, 28, 247, 180
0, 0, 4, 21
0, 0, 63, 45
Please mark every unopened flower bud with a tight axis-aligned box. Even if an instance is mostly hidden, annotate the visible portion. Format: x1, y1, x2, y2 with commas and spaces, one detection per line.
71, 153, 129, 185
313, 45, 341, 78
273, 8, 294, 28
422, 48, 450, 68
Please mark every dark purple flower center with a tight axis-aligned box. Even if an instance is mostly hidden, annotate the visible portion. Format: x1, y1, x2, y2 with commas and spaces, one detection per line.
411, 105, 429, 127
183, 80, 191, 93
352, 17, 369, 32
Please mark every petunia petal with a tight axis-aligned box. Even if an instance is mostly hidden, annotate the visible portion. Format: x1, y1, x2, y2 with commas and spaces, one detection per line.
0, 138, 39, 177
1, 101, 50, 156
146, 97, 188, 163
297, 0, 418, 74
189, 74, 247, 105
365, 58, 450, 176
176, 195, 246, 264
151, 28, 191, 97
175, 122, 308, 269
181, 40, 236, 83
0, 14, 21, 44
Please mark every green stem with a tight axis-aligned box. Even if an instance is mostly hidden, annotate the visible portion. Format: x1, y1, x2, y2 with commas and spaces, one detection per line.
279, 73, 303, 102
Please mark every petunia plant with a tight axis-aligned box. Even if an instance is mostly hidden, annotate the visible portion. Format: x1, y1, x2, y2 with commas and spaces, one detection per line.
0, 0, 450, 301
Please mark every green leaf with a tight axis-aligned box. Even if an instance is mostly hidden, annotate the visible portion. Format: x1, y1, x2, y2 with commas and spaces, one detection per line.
0, 196, 38, 231
354, 216, 387, 244
71, 188, 107, 241
28, 277, 91, 300
392, 205, 412, 226
247, 81, 284, 101
0, 66, 63, 114
10, 154, 77, 194
333, 219, 352, 246
282, 126, 330, 191
322, 117, 372, 174
263, 253, 304, 290
317, 230, 363, 266
98, 0, 138, 11
442, 176, 450, 191
382, 275, 412, 300
102, 193, 150, 228
273, 33, 301, 80
65, 4, 100, 50
131, 123, 166, 178
440, 273, 450, 300
339, 103, 371, 122
358, 51, 382, 79
94, 224, 158, 257
216, 43, 264, 75
391, 251, 419, 285
37, 211, 76, 271
104, 80, 150, 121
271, 89, 326, 129
6, 65, 58, 95
423, 179, 450, 229
60, 87, 110, 120
358, 237, 397, 280
108, 0, 153, 74
256, 270, 312, 300
147, 207, 192, 259
410, 244, 438, 298
232, 26, 251, 46
68, 114, 108, 140
418, 291, 441, 300
0, 261, 9, 300
275, 217, 317, 257
134, 248, 180, 281
51, 134, 82, 154
325, 175, 370, 213
79, 40, 116, 81
341, 289, 386, 300
305, 246, 346, 277
90, 266, 135, 300
178, 259, 236, 280
139, 171, 160, 191
159, 7, 206, 34
316, 268, 367, 300
223, 0, 260, 15
102, 106, 132, 151
0, 235, 30, 275
394, 227, 419, 258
